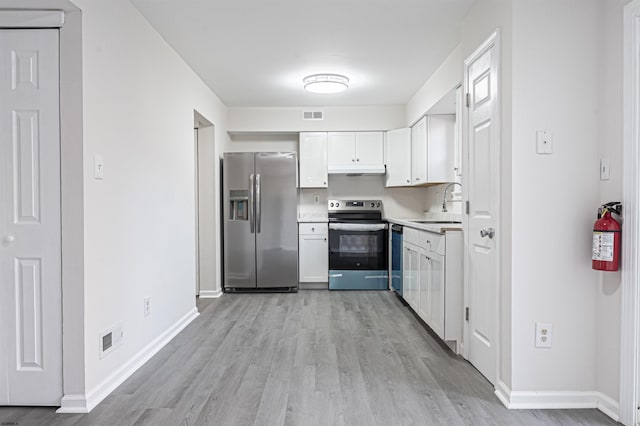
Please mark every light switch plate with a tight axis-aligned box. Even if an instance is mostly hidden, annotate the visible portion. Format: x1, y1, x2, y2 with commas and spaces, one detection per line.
600, 158, 610, 180
536, 130, 553, 154
94, 155, 104, 179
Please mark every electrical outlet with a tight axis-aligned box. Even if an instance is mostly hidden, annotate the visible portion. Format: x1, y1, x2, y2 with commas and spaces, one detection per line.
313, 194, 320, 204
536, 130, 553, 154
94, 154, 104, 179
535, 322, 553, 348
144, 297, 151, 317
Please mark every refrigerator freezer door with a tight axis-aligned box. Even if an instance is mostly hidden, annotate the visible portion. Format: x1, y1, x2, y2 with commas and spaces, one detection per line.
223, 153, 257, 288
255, 153, 298, 288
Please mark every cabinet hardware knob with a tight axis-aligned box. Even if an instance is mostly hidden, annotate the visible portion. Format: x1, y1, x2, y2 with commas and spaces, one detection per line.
352, 159, 355, 162
356, 158, 360, 162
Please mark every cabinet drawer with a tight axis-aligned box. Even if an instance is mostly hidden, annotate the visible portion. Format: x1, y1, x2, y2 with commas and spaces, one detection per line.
404, 227, 420, 245
420, 231, 445, 256
299, 223, 328, 235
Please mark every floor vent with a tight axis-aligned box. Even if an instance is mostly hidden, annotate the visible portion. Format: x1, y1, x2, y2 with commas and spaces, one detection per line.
303, 110, 323, 120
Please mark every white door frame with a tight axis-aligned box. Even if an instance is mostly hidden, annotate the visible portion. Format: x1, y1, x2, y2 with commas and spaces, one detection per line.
620, 2, 640, 425
462, 29, 502, 386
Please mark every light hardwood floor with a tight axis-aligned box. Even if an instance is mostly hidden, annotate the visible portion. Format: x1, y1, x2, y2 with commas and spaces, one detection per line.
0, 291, 618, 425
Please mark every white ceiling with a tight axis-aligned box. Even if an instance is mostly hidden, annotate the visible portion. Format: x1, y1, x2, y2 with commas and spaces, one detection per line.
130, 0, 474, 107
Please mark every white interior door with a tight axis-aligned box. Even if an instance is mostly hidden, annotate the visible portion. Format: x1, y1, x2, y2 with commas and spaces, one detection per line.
0, 29, 62, 405
464, 31, 500, 385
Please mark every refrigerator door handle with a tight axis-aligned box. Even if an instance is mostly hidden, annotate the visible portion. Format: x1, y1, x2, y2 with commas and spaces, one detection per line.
256, 173, 262, 233
249, 174, 255, 234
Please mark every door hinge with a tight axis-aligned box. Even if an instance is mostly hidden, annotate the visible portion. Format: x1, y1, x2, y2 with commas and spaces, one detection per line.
465, 200, 470, 215
466, 93, 471, 108
465, 307, 470, 321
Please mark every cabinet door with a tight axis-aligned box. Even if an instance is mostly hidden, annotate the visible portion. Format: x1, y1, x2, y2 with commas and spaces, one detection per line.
428, 253, 445, 339
299, 132, 328, 188
299, 234, 328, 282
328, 132, 356, 167
403, 244, 419, 311
418, 253, 430, 324
427, 115, 455, 183
355, 132, 384, 165
385, 128, 411, 187
411, 116, 427, 185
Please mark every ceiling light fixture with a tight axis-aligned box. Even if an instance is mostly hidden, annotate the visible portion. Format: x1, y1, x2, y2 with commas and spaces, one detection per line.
303, 73, 349, 94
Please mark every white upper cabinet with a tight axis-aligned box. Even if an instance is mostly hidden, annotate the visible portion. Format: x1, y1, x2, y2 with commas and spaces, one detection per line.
299, 132, 328, 188
427, 115, 456, 183
411, 115, 456, 185
385, 128, 411, 187
328, 131, 384, 173
411, 117, 428, 184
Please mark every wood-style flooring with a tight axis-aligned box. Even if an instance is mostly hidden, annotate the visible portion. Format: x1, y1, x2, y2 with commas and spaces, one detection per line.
0, 291, 618, 425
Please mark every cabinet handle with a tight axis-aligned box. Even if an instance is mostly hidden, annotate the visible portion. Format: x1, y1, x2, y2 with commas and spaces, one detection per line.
323, 182, 326, 185
356, 158, 360, 162
416, 177, 420, 181
312, 227, 315, 232
352, 159, 355, 162
406, 179, 410, 183
324, 238, 327, 242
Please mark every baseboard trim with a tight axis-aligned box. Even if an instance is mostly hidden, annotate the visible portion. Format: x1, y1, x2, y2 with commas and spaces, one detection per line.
198, 289, 223, 298
494, 381, 619, 421
56, 307, 199, 414
56, 394, 89, 413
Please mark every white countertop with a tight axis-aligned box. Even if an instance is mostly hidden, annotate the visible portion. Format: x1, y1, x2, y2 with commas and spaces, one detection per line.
385, 217, 463, 234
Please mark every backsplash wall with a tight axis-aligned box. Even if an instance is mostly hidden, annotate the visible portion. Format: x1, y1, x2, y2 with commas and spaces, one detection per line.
298, 175, 432, 220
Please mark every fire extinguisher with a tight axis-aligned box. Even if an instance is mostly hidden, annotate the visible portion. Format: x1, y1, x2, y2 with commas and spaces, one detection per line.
592, 201, 622, 271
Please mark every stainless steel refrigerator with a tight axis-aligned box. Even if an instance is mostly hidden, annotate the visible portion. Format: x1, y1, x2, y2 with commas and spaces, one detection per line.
222, 152, 298, 291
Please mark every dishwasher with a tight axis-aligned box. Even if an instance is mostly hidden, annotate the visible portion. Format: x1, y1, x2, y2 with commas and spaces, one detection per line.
391, 224, 403, 296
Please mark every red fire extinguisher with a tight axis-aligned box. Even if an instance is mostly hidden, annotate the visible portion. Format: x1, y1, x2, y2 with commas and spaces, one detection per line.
592, 202, 622, 271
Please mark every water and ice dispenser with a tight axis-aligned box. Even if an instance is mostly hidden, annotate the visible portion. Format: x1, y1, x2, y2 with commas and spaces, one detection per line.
228, 190, 249, 221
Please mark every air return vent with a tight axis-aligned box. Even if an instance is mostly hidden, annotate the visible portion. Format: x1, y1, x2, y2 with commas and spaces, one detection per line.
302, 110, 324, 120
99, 322, 124, 358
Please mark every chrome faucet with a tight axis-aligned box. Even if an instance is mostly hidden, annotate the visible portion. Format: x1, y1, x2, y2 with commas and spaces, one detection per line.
442, 182, 462, 212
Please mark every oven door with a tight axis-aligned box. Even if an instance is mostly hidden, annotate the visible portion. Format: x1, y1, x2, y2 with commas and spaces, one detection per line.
328, 223, 388, 270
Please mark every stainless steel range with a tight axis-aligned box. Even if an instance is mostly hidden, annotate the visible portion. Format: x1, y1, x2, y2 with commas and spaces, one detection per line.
328, 200, 388, 290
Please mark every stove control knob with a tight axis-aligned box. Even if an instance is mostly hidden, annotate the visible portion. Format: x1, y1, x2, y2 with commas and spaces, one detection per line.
330, 202, 334, 208
336, 202, 340, 207
370, 202, 375, 208
376, 202, 381, 208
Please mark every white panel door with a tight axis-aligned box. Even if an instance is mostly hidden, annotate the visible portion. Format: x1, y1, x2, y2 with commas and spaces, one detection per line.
464, 33, 500, 385
299, 132, 328, 188
0, 29, 62, 405
411, 116, 427, 185
299, 234, 328, 282
418, 253, 430, 324
385, 128, 411, 187
354, 131, 384, 165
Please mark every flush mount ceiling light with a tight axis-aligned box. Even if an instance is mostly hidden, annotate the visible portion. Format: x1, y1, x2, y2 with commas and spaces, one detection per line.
303, 73, 349, 94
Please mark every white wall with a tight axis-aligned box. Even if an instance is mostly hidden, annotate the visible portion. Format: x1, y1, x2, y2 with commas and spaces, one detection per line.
596, 0, 631, 405
510, 0, 602, 394
72, 0, 229, 405
461, 0, 514, 390
227, 106, 406, 133
406, 45, 462, 126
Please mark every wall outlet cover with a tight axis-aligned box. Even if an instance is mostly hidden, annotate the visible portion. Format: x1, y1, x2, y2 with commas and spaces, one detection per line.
535, 322, 553, 348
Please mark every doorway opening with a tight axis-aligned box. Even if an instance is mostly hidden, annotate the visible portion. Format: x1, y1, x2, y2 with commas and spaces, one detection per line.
194, 111, 219, 299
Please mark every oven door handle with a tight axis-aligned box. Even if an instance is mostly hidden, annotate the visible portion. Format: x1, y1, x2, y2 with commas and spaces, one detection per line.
328, 223, 387, 231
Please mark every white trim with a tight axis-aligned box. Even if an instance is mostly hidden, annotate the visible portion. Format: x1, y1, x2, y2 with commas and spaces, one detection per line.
621, 2, 640, 426
495, 381, 619, 421
198, 289, 223, 298
462, 29, 502, 387
0, 11, 64, 28
56, 308, 199, 414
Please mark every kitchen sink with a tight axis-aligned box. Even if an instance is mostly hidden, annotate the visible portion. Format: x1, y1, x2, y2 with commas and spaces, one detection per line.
410, 220, 462, 224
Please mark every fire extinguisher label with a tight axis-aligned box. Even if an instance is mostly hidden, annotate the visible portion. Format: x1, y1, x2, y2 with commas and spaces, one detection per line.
592, 232, 614, 261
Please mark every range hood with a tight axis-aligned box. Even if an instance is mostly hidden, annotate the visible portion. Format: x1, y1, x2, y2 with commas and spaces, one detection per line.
328, 164, 386, 175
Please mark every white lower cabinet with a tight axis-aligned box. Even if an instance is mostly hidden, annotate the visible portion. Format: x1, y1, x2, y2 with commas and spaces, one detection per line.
299, 223, 328, 282
403, 242, 420, 311
402, 227, 462, 350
